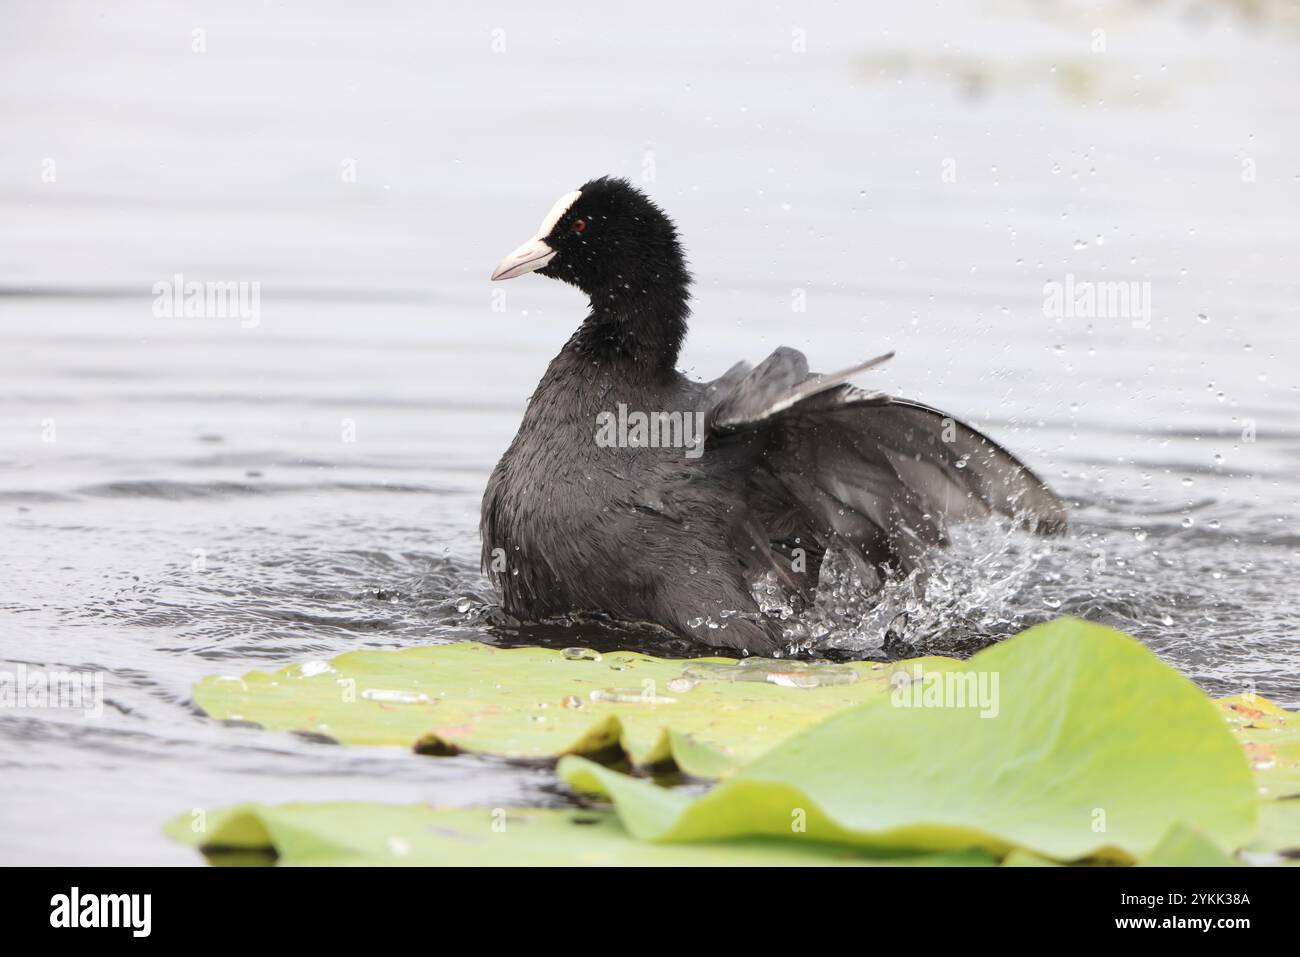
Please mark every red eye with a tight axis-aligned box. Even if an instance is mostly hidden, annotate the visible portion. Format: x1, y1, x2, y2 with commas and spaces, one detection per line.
571, 219, 587, 234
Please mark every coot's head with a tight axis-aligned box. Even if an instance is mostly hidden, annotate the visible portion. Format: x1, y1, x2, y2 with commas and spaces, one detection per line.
490, 177, 689, 299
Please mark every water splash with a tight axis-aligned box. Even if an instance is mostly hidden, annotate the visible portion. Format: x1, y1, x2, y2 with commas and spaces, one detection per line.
782, 520, 1054, 657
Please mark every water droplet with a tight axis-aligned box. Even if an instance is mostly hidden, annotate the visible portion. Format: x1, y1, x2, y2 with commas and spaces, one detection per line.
681, 661, 747, 682
589, 689, 677, 705
561, 647, 602, 661
362, 689, 430, 704
768, 672, 821, 689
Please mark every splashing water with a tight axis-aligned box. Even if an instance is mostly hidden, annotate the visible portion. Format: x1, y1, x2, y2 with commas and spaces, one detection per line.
760, 520, 1053, 658
745, 501, 1298, 711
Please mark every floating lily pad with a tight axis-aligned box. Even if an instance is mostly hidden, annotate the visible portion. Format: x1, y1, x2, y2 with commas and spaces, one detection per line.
1244, 800, 1300, 864
193, 642, 957, 776
1218, 694, 1300, 800
162, 802, 997, 867
1215, 695, 1300, 862
1139, 825, 1238, 867
560, 618, 1258, 863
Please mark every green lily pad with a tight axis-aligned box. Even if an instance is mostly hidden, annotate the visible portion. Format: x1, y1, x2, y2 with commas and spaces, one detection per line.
1243, 800, 1300, 864
162, 803, 997, 867
560, 618, 1258, 863
193, 642, 957, 777
1214, 696, 1300, 863
1139, 825, 1238, 867
1218, 694, 1300, 800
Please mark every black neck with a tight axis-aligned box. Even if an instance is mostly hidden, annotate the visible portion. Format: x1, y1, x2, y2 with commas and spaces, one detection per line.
564, 270, 691, 375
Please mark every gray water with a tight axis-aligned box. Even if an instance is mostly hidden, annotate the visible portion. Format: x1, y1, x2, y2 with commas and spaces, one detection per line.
2, 1, 1298, 864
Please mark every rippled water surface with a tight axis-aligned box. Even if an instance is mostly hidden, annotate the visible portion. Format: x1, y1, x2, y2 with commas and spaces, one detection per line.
2, 1, 1298, 863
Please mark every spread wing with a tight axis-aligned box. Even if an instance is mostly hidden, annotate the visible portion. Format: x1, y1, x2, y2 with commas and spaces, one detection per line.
703, 346, 1066, 590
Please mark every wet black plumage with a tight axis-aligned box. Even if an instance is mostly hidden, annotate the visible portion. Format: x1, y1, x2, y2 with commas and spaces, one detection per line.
482, 177, 1066, 652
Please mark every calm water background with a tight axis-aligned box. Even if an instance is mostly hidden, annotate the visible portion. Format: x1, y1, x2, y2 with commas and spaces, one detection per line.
1, 1, 1298, 864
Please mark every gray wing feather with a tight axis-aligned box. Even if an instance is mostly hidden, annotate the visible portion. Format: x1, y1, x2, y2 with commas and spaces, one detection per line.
709, 349, 893, 431
702, 346, 1067, 594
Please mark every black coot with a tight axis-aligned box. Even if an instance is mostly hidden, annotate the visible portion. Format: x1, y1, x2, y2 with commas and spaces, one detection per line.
483, 177, 1066, 652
